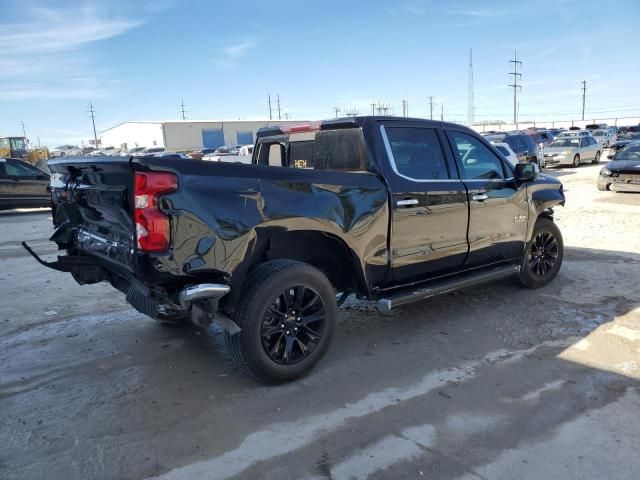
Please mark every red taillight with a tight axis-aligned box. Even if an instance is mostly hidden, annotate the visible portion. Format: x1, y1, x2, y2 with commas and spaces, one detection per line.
134, 171, 177, 252
279, 121, 321, 134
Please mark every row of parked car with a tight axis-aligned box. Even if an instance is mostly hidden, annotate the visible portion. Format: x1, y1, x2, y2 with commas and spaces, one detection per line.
481, 124, 638, 169
49, 144, 255, 163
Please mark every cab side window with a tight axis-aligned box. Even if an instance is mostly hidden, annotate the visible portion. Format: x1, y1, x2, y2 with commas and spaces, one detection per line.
449, 131, 505, 180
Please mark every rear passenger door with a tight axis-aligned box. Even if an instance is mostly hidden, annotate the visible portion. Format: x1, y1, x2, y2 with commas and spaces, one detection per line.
381, 123, 469, 282
445, 129, 529, 268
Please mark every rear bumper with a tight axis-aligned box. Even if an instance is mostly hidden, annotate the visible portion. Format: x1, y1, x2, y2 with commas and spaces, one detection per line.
179, 283, 230, 308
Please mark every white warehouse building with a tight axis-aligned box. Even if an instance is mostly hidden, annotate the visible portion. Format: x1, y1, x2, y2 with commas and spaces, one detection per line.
99, 120, 305, 152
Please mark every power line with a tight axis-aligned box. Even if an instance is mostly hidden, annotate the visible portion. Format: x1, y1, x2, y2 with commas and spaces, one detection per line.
88, 102, 98, 146
509, 50, 523, 128
581, 80, 587, 121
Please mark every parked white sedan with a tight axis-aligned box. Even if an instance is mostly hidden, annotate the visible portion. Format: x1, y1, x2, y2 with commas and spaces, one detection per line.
543, 136, 601, 167
490, 141, 519, 167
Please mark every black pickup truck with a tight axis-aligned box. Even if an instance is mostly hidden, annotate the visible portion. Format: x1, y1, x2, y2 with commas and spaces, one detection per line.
26, 117, 565, 382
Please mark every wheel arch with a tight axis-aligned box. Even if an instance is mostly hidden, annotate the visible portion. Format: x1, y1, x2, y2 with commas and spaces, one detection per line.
222, 228, 369, 312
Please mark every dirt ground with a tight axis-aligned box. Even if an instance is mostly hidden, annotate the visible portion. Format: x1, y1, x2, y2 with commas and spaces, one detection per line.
1, 160, 639, 480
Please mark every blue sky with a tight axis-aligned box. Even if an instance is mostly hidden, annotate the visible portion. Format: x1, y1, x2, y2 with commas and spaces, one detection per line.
1, 0, 639, 147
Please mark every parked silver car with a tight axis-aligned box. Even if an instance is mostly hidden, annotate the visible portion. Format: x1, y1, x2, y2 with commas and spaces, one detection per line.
592, 129, 617, 147
543, 136, 601, 167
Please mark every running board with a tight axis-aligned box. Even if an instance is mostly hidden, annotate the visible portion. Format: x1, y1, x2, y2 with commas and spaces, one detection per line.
377, 265, 520, 312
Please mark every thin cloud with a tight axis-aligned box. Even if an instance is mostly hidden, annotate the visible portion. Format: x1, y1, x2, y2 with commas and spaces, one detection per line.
214, 39, 257, 69
221, 40, 256, 59
0, 2, 147, 101
0, 6, 142, 53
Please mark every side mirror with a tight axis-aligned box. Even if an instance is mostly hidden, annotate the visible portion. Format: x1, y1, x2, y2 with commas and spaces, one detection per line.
607, 154, 614, 160
515, 162, 538, 183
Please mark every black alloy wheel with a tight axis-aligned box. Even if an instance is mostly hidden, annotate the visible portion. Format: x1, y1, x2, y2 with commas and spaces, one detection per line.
528, 231, 559, 277
260, 285, 326, 365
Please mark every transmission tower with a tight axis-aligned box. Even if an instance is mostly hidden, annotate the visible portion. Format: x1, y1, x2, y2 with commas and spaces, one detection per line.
277, 94, 282, 120
509, 51, 522, 127
345, 108, 360, 117
180, 99, 187, 120
468, 49, 474, 125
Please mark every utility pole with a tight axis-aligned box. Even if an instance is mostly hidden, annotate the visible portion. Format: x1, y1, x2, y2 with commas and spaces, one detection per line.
267, 95, 273, 120
581, 80, 587, 120
345, 108, 359, 117
88, 102, 98, 146
21, 121, 27, 138
468, 49, 474, 126
370, 102, 376, 115
509, 50, 522, 128
401, 99, 408, 117
333, 107, 341, 118
429, 96, 434, 120
180, 99, 187, 120
441, 104, 444, 121
277, 94, 282, 120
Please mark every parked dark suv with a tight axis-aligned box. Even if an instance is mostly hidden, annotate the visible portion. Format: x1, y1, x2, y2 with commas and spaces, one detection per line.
485, 133, 540, 165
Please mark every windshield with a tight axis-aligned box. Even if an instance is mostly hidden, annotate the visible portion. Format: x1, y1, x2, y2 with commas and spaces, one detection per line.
616, 146, 640, 161
550, 139, 580, 148
593, 130, 607, 136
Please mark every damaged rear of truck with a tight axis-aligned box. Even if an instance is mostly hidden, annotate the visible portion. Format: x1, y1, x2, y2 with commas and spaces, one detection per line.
25, 121, 390, 381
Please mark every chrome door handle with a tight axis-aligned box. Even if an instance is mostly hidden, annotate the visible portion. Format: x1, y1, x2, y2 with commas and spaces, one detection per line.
472, 193, 488, 201
396, 198, 418, 207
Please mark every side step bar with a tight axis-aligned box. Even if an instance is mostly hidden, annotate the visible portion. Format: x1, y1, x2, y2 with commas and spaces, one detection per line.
377, 265, 520, 312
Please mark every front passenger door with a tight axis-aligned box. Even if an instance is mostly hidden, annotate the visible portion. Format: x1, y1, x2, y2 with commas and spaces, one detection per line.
446, 130, 529, 268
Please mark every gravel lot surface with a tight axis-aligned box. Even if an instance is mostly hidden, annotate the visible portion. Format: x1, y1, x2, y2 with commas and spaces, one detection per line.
1, 160, 639, 480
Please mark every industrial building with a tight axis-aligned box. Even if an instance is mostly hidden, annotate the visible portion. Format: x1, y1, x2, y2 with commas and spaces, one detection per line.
99, 120, 305, 152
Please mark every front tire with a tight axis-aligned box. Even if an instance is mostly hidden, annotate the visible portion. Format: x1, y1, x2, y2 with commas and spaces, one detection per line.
518, 217, 564, 289
225, 260, 337, 383
572, 154, 580, 168
592, 151, 601, 164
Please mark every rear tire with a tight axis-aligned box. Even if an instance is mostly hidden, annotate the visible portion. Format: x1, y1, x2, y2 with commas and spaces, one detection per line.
572, 154, 580, 168
592, 151, 601, 164
518, 217, 564, 289
225, 260, 337, 383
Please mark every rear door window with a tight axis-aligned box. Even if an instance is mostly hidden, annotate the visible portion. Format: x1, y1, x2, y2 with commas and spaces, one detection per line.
505, 136, 524, 153
384, 127, 450, 180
